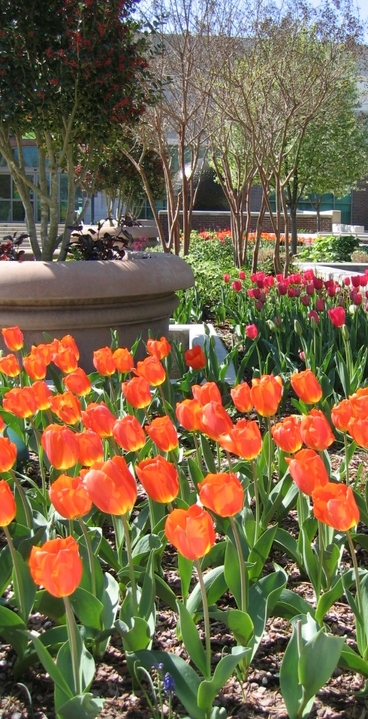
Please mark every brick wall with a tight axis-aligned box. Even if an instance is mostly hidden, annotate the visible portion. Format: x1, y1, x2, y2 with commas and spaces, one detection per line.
158, 211, 333, 238
351, 183, 368, 229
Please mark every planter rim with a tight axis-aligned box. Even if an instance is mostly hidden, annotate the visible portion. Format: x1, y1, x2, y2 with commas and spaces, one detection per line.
0, 254, 194, 301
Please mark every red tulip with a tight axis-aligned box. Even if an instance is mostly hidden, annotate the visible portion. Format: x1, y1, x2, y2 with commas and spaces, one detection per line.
290, 369, 323, 405
0, 354, 20, 377
63, 367, 91, 396
218, 418, 262, 459
184, 345, 206, 370
113, 415, 146, 452
113, 347, 135, 373
3, 386, 37, 418
135, 356, 166, 386
331, 399, 354, 433
82, 456, 137, 515
76, 430, 104, 466
286, 448, 329, 496
230, 383, 252, 413
122, 376, 152, 409
192, 382, 222, 406
232, 280, 242, 292
29, 536, 83, 597
31, 381, 53, 411
199, 401, 233, 441
145, 416, 178, 452
49, 474, 92, 519
198, 472, 244, 517
0, 480, 16, 526
41, 424, 80, 469
93, 347, 116, 376
146, 336, 171, 360
0, 436, 17, 471
135, 455, 179, 503
245, 324, 258, 340
328, 307, 346, 327
312, 482, 359, 531
271, 415, 302, 453
81, 402, 116, 437
50, 391, 82, 425
300, 409, 335, 451
250, 375, 283, 417
165, 504, 216, 560
2, 326, 24, 351
175, 398, 202, 432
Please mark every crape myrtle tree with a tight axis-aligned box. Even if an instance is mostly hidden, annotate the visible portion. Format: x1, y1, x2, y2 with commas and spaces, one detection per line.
0, 0, 155, 260
133, 0, 236, 255
216, 0, 364, 274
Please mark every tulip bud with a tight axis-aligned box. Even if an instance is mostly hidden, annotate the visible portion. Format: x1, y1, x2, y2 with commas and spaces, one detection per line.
294, 319, 302, 336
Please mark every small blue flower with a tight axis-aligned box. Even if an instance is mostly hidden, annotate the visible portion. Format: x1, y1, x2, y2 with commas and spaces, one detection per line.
163, 672, 175, 695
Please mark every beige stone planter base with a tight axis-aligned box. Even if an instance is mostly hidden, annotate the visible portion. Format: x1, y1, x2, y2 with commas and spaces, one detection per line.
0, 254, 194, 372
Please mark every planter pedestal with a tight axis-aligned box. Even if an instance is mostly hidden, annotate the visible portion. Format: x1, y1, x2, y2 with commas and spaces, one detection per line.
0, 254, 194, 372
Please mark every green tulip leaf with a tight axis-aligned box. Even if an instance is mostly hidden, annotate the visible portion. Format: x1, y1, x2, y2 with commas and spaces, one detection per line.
115, 616, 152, 652
70, 587, 104, 630
177, 599, 207, 677
178, 553, 194, 601
224, 540, 242, 609
197, 647, 250, 711
29, 633, 73, 701
187, 566, 227, 617
248, 525, 277, 580
298, 628, 345, 700
14, 625, 68, 678
55, 637, 96, 699
339, 643, 368, 677
129, 649, 204, 719
200, 435, 217, 473
0, 544, 12, 595
56, 692, 104, 719
272, 588, 316, 620
12, 548, 36, 623
0, 605, 28, 659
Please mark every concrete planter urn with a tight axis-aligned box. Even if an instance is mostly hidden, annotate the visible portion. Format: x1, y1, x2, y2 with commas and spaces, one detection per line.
0, 254, 194, 371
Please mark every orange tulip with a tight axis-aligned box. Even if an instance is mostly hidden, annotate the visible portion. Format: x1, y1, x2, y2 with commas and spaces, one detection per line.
23, 352, 47, 381
31, 380, 53, 410
52, 346, 79, 373
165, 504, 215, 560
135, 356, 166, 386
49, 474, 92, 519
112, 415, 146, 452
76, 430, 104, 466
122, 376, 152, 409
0, 436, 17, 471
63, 367, 91, 396
145, 416, 178, 452
271, 415, 303, 453
93, 346, 116, 376
81, 402, 116, 437
0, 416, 5, 433
230, 383, 253, 413
347, 416, 368, 448
300, 409, 335, 451
29, 536, 83, 597
2, 326, 24, 352
331, 399, 354, 433
349, 389, 368, 418
82, 456, 137, 515
135, 455, 179, 503
286, 448, 329, 496
218, 418, 262, 459
198, 472, 244, 517
3, 386, 37, 418
250, 375, 283, 417
312, 482, 360, 531
184, 345, 206, 370
32, 341, 58, 366
113, 347, 134, 373
41, 424, 80, 469
198, 401, 233, 441
0, 354, 20, 377
60, 335, 80, 361
146, 336, 171, 360
50, 392, 82, 425
192, 382, 222, 406
0, 480, 16, 525
290, 369, 323, 404
175, 398, 202, 432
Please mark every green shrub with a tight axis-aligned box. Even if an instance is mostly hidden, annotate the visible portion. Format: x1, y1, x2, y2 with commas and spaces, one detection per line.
297, 234, 359, 263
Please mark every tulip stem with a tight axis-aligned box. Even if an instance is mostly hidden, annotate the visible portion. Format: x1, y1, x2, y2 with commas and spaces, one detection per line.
266, 418, 273, 496
78, 518, 97, 597
63, 595, 81, 696
229, 516, 247, 614
3, 525, 25, 622
10, 470, 32, 530
121, 513, 138, 616
344, 434, 350, 486
194, 559, 211, 681
316, 520, 324, 598
251, 459, 260, 543
346, 531, 363, 625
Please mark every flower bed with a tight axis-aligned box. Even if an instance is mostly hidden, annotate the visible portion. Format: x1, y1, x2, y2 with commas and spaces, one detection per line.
1, 317, 368, 718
